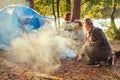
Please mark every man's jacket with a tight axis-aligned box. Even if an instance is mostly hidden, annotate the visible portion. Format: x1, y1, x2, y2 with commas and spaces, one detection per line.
87, 27, 111, 51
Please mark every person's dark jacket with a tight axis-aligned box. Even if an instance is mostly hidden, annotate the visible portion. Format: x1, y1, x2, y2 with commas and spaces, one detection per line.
88, 27, 111, 51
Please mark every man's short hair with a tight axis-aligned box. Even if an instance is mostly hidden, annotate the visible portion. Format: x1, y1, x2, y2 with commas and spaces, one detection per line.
84, 18, 93, 26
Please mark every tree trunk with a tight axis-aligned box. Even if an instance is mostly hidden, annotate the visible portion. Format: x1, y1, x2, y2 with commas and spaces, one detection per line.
110, 1, 117, 29
52, 0, 57, 26
56, 0, 60, 27
66, 0, 71, 12
71, 0, 81, 22
26, 0, 34, 9
111, 3, 117, 23
110, 1, 118, 39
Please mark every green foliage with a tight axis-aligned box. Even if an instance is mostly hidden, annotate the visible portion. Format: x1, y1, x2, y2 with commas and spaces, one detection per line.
102, 0, 112, 8
33, 0, 120, 18
81, 0, 105, 18
33, 0, 120, 40
81, 4, 103, 18
34, 0, 53, 16
115, 29, 120, 40
105, 22, 120, 40
81, 0, 120, 40
34, 0, 69, 17
81, 0, 120, 18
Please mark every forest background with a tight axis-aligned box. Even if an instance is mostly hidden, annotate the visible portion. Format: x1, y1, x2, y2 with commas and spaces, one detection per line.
0, 0, 120, 40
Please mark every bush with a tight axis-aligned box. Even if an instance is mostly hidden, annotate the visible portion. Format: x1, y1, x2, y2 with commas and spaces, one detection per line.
105, 22, 120, 40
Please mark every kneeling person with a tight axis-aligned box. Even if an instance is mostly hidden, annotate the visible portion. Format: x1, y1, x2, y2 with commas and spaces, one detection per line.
77, 18, 113, 66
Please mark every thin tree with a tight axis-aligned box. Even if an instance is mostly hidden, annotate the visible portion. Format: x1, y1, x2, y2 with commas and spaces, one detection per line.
56, 0, 60, 27
111, 2, 117, 23
52, 0, 57, 26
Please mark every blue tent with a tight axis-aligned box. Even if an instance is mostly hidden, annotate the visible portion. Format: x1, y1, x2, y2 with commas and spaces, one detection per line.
0, 5, 48, 50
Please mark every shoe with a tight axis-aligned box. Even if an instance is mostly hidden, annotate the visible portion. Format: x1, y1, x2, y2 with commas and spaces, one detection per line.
107, 57, 113, 66
87, 61, 99, 65
115, 51, 120, 58
87, 62, 100, 67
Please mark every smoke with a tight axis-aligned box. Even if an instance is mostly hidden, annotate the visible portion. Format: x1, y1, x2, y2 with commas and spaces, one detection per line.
0, 0, 85, 74
0, 3, 77, 73
6, 24, 73, 73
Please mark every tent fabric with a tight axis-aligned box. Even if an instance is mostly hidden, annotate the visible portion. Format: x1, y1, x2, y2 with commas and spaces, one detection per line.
0, 5, 47, 50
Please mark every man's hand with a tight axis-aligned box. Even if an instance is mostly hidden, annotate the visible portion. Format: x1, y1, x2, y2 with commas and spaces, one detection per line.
77, 54, 82, 62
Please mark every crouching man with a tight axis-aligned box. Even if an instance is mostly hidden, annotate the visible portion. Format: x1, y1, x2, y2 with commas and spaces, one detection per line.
77, 18, 113, 66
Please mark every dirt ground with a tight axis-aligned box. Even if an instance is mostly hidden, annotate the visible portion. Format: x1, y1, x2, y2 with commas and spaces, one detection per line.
0, 40, 120, 80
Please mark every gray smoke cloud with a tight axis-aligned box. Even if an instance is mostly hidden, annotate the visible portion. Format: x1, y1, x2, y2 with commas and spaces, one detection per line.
6, 24, 73, 73
0, 1, 77, 73
0, 0, 81, 74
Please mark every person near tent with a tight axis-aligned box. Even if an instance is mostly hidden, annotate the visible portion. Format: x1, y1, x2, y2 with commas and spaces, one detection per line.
71, 19, 86, 55
77, 18, 113, 66
72, 19, 86, 42
62, 12, 73, 31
